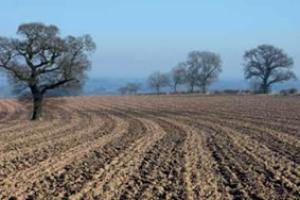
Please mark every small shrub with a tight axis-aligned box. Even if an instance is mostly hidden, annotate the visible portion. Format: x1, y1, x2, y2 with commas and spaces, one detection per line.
280, 88, 298, 96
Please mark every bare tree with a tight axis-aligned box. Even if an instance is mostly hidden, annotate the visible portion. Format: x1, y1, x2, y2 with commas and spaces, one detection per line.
185, 53, 198, 92
118, 83, 141, 95
186, 51, 221, 93
170, 62, 186, 93
148, 71, 169, 95
196, 52, 221, 93
244, 44, 296, 94
0, 23, 96, 120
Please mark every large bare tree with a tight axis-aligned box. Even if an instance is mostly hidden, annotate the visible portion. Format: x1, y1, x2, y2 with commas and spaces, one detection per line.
244, 44, 295, 94
186, 51, 221, 93
148, 71, 169, 95
170, 62, 186, 93
0, 23, 96, 120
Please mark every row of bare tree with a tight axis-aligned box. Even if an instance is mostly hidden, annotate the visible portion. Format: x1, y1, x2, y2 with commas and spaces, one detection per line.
148, 51, 221, 94
0, 22, 297, 120
147, 45, 296, 95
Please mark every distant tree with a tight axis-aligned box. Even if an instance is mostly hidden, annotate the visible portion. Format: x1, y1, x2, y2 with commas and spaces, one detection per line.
186, 51, 221, 93
244, 44, 296, 94
0, 23, 96, 120
118, 86, 128, 95
118, 83, 141, 95
196, 52, 222, 93
280, 88, 298, 96
148, 71, 169, 95
170, 62, 187, 92
126, 82, 141, 94
185, 54, 198, 93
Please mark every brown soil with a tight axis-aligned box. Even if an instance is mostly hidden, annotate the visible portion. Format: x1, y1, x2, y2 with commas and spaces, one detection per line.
0, 95, 299, 200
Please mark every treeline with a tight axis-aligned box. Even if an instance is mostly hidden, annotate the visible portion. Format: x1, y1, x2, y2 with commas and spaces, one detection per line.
118, 83, 141, 95
149, 51, 221, 94
119, 44, 298, 95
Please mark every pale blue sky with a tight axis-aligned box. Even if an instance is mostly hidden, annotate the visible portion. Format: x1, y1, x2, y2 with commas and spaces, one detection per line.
0, 0, 299, 79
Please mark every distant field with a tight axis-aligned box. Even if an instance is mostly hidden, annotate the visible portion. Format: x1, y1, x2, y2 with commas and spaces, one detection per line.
0, 95, 299, 199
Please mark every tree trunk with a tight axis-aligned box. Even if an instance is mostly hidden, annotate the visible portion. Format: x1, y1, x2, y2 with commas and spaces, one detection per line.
156, 86, 160, 95
174, 83, 177, 93
261, 82, 270, 94
190, 84, 194, 93
31, 88, 44, 120
201, 84, 207, 94
261, 76, 270, 94
263, 86, 268, 94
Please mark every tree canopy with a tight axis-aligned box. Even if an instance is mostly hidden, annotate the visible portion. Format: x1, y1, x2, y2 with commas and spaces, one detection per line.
186, 51, 222, 93
244, 44, 295, 93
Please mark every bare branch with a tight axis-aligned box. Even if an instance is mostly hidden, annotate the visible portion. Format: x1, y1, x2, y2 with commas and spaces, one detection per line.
41, 78, 77, 94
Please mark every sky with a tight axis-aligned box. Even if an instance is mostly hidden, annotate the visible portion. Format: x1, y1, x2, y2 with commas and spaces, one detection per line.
0, 0, 299, 80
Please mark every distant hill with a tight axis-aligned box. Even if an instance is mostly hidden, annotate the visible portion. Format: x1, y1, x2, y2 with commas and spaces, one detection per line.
81, 77, 300, 95
82, 77, 147, 96
210, 79, 300, 92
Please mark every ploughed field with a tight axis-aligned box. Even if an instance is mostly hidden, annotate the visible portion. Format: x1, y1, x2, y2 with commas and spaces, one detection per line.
0, 95, 300, 200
